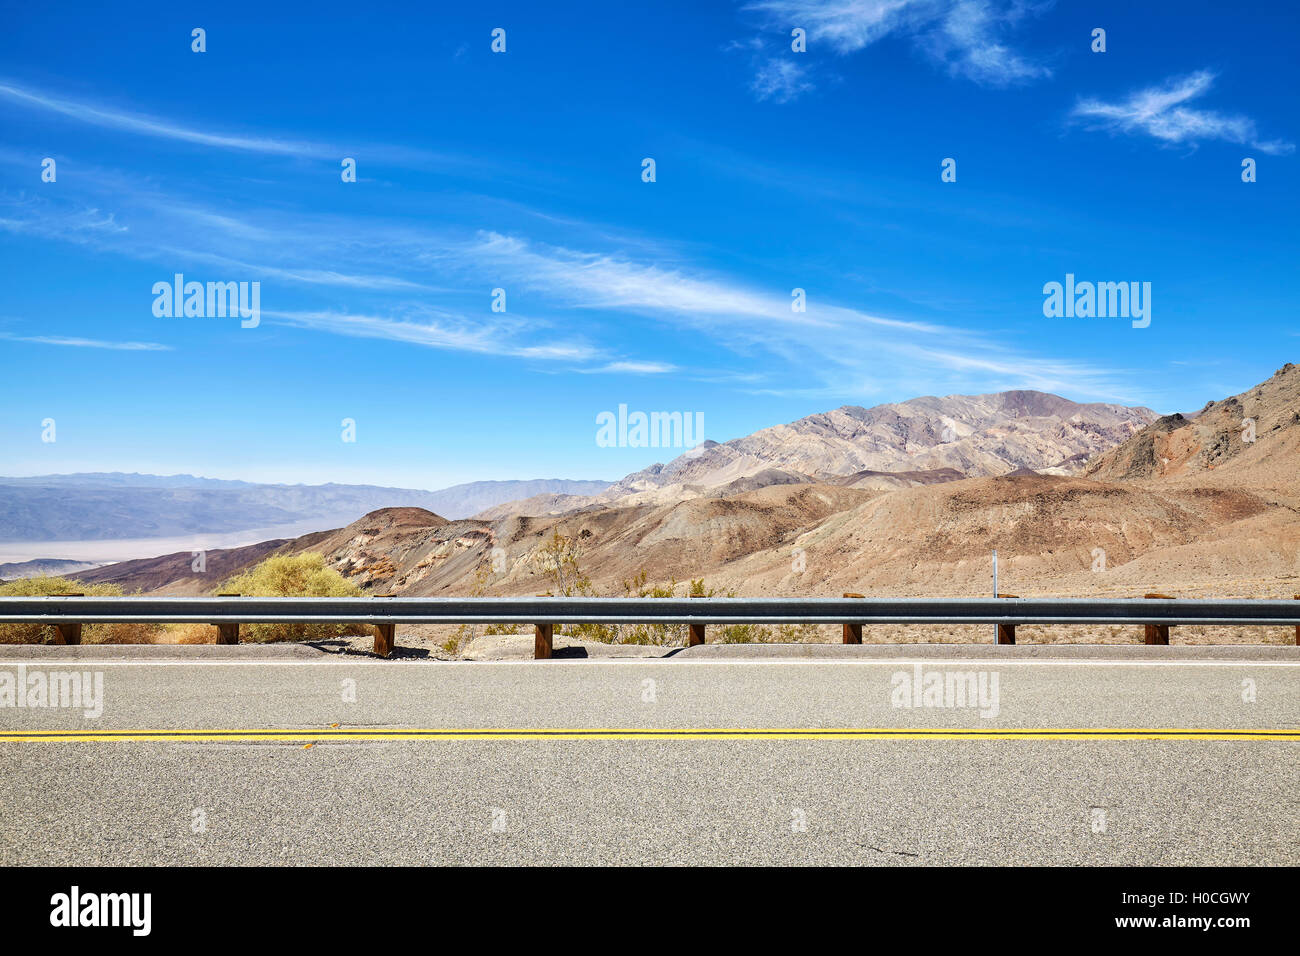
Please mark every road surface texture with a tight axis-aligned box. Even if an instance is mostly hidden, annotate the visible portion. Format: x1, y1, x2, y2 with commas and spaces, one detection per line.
1, 644, 1296, 865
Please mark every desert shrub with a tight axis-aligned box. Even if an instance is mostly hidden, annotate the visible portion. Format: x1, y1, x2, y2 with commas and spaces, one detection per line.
0, 576, 163, 645
614, 570, 686, 645
531, 530, 593, 597
531, 531, 618, 642
442, 563, 526, 655
445, 565, 490, 655
520, 537, 807, 647
774, 622, 822, 643
218, 553, 368, 643
714, 622, 764, 643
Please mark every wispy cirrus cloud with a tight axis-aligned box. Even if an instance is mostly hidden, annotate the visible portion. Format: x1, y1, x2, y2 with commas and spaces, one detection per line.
0, 201, 128, 242
0, 157, 1132, 402
0, 332, 173, 351
923, 0, 1050, 85
466, 231, 953, 335
0, 80, 489, 171
751, 58, 815, 102
0, 172, 458, 296
170, 251, 443, 293
738, 0, 1051, 99
263, 309, 600, 363
1071, 70, 1295, 155
460, 231, 1131, 400
0, 81, 331, 157
464, 231, 840, 327
585, 361, 678, 375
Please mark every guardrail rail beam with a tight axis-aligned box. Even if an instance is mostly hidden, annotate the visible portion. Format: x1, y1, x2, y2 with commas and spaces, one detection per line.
7, 595, 1300, 658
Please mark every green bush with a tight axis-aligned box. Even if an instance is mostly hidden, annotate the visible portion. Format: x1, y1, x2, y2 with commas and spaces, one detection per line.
218, 553, 369, 643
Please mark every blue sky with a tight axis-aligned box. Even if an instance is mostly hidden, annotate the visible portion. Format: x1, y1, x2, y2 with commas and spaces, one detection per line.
1, 0, 1296, 488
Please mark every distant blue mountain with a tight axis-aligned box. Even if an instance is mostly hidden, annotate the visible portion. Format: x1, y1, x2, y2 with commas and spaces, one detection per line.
0, 474, 612, 541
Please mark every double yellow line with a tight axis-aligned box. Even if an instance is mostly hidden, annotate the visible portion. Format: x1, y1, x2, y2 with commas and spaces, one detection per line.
1, 727, 1296, 743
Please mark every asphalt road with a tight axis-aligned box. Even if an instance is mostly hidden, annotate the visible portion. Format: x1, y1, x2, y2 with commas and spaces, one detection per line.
1, 648, 1296, 865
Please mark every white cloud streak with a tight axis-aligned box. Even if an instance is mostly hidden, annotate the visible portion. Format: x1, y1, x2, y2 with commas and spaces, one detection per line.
263, 309, 599, 362
0, 81, 331, 157
587, 361, 678, 374
742, 0, 1050, 91
463, 231, 1129, 400
0, 333, 173, 351
1071, 70, 1295, 154
0, 80, 490, 171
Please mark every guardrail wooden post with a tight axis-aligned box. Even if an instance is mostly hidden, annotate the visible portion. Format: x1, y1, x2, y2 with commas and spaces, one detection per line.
372, 594, 397, 658
51, 593, 83, 645
842, 593, 864, 644
214, 593, 241, 645
373, 623, 395, 657
534, 594, 553, 659
534, 624, 553, 659
996, 594, 1018, 644
1143, 593, 1173, 645
687, 593, 706, 646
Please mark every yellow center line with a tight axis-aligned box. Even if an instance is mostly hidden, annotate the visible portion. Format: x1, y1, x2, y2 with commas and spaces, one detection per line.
0, 728, 1296, 742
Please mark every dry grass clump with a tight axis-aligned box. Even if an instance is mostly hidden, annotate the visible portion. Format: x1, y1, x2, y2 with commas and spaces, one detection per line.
0, 576, 163, 645
0, 557, 370, 646
153, 623, 218, 645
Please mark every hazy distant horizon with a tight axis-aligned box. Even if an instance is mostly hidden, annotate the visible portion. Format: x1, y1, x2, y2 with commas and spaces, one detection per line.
0, 518, 334, 566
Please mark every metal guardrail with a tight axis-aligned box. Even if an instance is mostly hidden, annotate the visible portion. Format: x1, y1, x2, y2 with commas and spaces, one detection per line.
3, 595, 1300, 658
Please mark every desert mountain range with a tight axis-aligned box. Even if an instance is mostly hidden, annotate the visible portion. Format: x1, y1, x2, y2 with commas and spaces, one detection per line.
480, 390, 1157, 517
607, 389, 1155, 490
2, 388, 1152, 548
64, 367, 1300, 648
